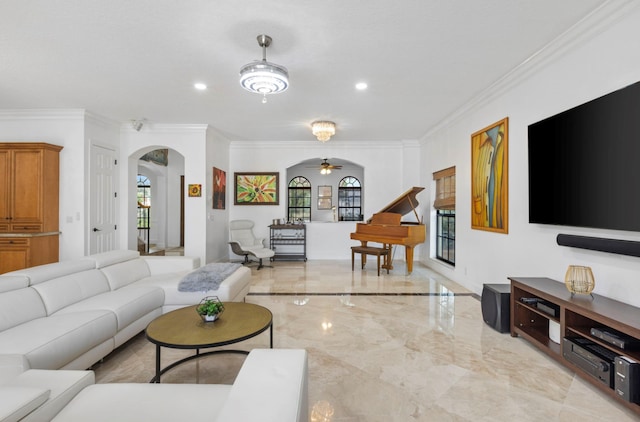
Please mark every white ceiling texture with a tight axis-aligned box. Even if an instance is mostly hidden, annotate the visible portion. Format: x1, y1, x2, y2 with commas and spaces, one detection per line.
0, 0, 611, 142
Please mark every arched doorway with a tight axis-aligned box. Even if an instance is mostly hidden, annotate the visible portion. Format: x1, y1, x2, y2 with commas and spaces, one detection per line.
135, 148, 185, 255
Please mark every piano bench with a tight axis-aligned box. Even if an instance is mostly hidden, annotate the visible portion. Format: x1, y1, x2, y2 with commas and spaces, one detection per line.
351, 246, 390, 276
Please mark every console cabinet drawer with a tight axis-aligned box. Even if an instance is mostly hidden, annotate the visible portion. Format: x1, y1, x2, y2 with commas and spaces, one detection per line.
8, 224, 43, 233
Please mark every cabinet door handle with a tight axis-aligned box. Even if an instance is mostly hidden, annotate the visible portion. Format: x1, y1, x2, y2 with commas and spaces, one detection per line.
93, 227, 101, 232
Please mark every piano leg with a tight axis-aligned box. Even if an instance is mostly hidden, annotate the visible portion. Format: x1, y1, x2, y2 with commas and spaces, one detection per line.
405, 246, 415, 274
381, 244, 393, 271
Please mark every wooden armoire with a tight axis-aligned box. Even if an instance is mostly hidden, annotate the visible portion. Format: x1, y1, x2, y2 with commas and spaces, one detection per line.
0, 142, 63, 274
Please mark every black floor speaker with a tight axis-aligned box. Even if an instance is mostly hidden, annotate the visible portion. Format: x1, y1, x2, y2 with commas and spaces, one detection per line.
481, 284, 511, 333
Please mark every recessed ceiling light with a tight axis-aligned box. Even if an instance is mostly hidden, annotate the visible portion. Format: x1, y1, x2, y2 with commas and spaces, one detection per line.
355, 82, 368, 90
194, 83, 207, 90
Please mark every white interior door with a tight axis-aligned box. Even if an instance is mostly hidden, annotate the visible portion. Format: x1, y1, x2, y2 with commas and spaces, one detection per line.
90, 144, 118, 254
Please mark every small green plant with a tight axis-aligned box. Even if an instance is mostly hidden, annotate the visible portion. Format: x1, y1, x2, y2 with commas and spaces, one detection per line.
197, 297, 224, 316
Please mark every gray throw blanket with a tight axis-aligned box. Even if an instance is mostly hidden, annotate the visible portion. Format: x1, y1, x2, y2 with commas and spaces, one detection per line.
178, 262, 242, 292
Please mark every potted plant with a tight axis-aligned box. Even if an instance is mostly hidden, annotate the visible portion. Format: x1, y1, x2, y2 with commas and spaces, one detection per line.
196, 296, 225, 322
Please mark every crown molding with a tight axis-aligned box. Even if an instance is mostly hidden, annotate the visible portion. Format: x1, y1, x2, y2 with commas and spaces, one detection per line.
230, 139, 410, 150
0, 109, 86, 120
120, 123, 210, 134
421, 0, 640, 139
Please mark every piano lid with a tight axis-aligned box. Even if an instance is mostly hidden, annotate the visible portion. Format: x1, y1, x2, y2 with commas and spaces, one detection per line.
372, 186, 425, 222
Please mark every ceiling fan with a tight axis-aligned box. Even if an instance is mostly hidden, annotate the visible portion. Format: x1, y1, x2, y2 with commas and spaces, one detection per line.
306, 158, 342, 174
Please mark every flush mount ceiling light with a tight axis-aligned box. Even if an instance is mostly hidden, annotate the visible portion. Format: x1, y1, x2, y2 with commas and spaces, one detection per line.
311, 121, 336, 142
239, 34, 289, 103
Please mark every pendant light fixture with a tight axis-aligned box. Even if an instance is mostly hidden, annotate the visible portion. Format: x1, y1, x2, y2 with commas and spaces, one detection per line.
239, 34, 289, 103
311, 121, 336, 142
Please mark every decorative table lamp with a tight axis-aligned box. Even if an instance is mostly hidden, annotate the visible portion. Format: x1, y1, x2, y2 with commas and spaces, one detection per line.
564, 265, 595, 299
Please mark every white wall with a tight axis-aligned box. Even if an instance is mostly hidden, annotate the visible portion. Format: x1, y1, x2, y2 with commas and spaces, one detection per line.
120, 125, 211, 265
421, 4, 640, 307
0, 109, 104, 260
229, 140, 422, 259
166, 149, 184, 248
205, 127, 231, 264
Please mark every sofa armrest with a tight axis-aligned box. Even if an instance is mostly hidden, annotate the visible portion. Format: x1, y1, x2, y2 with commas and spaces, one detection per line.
0, 386, 50, 422
0, 354, 31, 381
141, 256, 201, 275
216, 349, 308, 422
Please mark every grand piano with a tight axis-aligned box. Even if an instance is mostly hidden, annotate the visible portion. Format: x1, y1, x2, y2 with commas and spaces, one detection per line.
350, 187, 426, 274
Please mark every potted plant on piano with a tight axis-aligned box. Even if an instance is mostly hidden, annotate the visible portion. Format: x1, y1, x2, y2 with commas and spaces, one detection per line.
196, 296, 225, 322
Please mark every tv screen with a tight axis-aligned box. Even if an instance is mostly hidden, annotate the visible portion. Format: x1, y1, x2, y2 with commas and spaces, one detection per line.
528, 80, 640, 232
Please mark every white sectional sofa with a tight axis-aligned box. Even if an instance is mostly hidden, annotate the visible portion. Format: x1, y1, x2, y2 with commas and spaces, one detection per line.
1, 349, 308, 422
0, 250, 251, 370
0, 249, 258, 421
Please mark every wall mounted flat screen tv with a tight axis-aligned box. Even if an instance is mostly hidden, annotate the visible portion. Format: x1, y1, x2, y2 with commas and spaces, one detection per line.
528, 80, 640, 232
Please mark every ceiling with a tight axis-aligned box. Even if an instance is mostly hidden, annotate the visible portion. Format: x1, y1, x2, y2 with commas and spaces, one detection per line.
0, 0, 608, 142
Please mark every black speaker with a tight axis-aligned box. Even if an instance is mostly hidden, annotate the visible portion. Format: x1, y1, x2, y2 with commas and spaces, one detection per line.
557, 234, 640, 258
481, 284, 511, 333
615, 356, 640, 404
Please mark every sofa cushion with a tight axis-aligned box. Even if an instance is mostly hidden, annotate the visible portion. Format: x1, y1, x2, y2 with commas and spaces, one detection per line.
10, 369, 94, 422
0, 275, 30, 293
99, 259, 151, 291
0, 386, 50, 422
54, 286, 164, 331
90, 250, 140, 269
0, 311, 116, 370
141, 256, 200, 275
31, 270, 111, 315
5, 259, 95, 286
0, 288, 46, 332
131, 265, 250, 307
51, 383, 231, 422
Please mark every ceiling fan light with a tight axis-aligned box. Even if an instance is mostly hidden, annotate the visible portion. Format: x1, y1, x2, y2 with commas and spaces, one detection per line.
312, 121, 336, 142
239, 35, 289, 101
239, 61, 289, 94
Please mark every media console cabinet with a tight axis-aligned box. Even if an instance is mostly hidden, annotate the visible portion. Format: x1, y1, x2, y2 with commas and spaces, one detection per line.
510, 277, 640, 415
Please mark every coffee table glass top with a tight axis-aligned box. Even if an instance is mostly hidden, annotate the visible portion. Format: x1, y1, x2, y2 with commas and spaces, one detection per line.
146, 302, 272, 349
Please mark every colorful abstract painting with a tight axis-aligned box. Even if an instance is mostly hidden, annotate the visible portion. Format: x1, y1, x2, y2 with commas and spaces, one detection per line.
471, 117, 508, 233
213, 167, 226, 209
234, 172, 279, 205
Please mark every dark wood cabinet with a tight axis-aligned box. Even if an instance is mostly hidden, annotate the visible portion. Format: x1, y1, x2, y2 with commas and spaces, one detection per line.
510, 277, 640, 415
0, 143, 62, 274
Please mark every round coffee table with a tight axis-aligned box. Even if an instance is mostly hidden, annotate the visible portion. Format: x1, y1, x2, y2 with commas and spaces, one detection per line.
145, 302, 273, 383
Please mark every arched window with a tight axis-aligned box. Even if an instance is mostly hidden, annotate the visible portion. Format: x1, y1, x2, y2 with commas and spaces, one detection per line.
288, 176, 311, 222
137, 174, 151, 207
338, 176, 362, 221
137, 174, 151, 253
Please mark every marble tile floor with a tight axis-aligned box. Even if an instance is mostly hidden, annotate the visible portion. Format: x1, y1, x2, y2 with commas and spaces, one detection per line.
92, 260, 639, 421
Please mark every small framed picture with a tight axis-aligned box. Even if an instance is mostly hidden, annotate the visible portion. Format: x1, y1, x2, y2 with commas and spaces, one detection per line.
318, 198, 332, 209
318, 185, 332, 209
188, 184, 202, 197
318, 185, 332, 198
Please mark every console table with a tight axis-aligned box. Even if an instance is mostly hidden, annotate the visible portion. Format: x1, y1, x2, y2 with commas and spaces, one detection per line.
510, 277, 640, 414
269, 224, 307, 261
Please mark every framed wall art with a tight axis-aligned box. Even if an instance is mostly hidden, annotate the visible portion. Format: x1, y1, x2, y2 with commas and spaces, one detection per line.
213, 167, 226, 209
318, 185, 332, 209
188, 184, 202, 197
471, 117, 508, 234
234, 172, 279, 205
